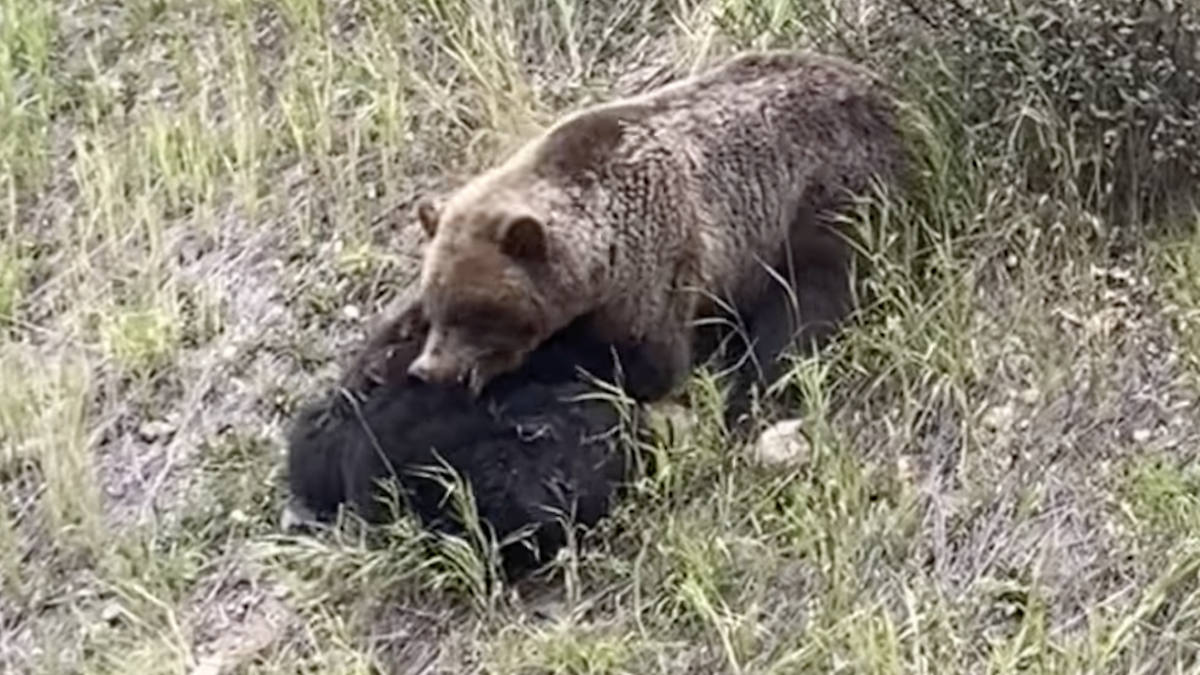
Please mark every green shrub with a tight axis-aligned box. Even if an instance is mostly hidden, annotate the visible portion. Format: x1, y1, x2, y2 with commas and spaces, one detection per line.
865, 0, 1200, 234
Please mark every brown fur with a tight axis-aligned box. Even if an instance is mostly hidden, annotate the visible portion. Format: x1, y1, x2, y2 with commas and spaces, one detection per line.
408, 49, 909, 406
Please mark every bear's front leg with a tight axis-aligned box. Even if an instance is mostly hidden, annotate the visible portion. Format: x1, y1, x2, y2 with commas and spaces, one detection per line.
609, 333, 690, 403
607, 294, 696, 403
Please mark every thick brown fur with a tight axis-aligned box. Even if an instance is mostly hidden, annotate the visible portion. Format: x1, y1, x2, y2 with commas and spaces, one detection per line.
409, 49, 909, 422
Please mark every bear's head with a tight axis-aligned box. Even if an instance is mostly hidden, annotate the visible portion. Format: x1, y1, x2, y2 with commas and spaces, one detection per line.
407, 189, 557, 396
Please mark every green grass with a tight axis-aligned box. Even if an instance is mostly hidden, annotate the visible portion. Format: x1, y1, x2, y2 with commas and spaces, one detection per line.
2, 0, 1199, 672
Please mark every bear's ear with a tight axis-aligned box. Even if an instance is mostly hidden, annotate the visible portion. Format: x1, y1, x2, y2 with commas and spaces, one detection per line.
499, 215, 547, 261
415, 196, 441, 239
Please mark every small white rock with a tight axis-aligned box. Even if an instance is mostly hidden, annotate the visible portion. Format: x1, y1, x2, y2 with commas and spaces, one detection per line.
280, 502, 319, 532
139, 420, 176, 441
749, 418, 809, 469
981, 403, 1015, 431
101, 602, 123, 624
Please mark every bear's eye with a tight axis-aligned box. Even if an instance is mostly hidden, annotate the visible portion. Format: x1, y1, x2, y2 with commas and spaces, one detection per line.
449, 306, 536, 347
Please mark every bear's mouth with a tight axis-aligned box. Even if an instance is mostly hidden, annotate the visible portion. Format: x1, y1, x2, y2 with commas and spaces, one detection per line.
464, 346, 533, 397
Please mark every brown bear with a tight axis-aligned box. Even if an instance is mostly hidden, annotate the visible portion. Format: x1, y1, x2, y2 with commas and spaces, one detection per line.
407, 49, 908, 423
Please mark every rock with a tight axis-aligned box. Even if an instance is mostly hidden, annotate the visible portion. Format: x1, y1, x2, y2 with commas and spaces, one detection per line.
982, 403, 1015, 431
748, 418, 809, 469
138, 420, 176, 442
280, 500, 320, 533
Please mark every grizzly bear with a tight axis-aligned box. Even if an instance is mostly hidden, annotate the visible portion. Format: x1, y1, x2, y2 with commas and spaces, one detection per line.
406, 49, 908, 427
283, 287, 653, 580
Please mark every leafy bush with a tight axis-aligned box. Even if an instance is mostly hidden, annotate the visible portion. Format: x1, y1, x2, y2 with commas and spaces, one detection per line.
865, 0, 1200, 234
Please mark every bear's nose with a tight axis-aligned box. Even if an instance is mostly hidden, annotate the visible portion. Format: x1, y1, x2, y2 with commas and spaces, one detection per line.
406, 355, 436, 382
407, 352, 457, 384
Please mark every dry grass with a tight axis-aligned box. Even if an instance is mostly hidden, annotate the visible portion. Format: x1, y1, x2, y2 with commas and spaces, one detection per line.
2, 0, 1199, 673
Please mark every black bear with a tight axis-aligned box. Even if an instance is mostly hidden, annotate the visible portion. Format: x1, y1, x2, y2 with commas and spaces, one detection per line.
282, 288, 654, 580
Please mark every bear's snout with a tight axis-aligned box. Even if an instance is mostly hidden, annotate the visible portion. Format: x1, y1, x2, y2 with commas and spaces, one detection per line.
407, 350, 461, 385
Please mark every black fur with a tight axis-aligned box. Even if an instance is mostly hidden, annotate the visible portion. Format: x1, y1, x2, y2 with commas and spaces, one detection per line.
701, 202, 855, 437
284, 302, 652, 581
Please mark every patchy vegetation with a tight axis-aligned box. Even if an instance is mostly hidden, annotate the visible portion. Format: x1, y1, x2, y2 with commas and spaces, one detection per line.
1, 0, 1198, 672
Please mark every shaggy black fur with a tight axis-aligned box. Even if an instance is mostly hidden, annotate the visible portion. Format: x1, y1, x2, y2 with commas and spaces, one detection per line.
283, 291, 653, 580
